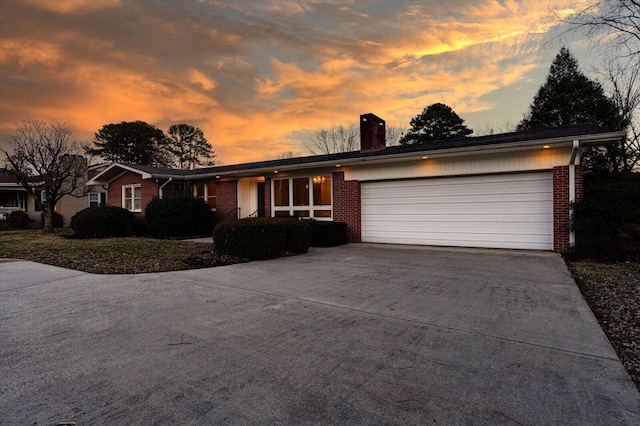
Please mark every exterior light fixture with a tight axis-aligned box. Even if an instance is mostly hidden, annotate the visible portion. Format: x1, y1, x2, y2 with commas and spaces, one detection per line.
273, 170, 279, 174
422, 156, 429, 160
215, 175, 220, 178
335, 164, 341, 168
542, 145, 551, 149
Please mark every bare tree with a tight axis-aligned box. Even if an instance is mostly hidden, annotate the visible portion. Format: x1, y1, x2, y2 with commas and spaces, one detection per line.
473, 120, 517, 137
2, 120, 87, 232
276, 150, 301, 159
600, 55, 640, 169
385, 124, 407, 146
166, 123, 215, 170
304, 124, 359, 155
559, 0, 640, 56
304, 122, 407, 154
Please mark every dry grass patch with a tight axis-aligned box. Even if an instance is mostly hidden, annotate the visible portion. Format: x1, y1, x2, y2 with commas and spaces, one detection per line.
0, 229, 243, 274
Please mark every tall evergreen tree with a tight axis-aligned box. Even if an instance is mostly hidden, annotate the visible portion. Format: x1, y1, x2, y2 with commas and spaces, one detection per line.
517, 47, 626, 172
400, 103, 473, 145
86, 121, 169, 166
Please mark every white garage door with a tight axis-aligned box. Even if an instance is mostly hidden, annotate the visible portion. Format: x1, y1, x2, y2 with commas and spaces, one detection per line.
361, 172, 553, 250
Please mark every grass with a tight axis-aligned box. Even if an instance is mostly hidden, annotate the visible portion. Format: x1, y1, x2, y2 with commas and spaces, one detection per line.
0, 229, 239, 274
568, 261, 640, 391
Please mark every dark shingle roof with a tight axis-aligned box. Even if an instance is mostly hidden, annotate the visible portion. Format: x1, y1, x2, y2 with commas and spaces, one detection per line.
113, 123, 617, 178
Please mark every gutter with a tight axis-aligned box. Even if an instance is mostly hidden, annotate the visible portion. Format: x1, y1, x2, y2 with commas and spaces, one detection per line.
158, 177, 173, 198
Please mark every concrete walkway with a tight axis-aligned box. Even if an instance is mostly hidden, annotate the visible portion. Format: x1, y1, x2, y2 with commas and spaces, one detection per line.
1, 245, 638, 424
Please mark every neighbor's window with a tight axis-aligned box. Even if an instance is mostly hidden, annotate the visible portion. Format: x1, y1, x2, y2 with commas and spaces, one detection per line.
88, 192, 105, 208
122, 184, 142, 212
194, 183, 216, 209
272, 175, 332, 219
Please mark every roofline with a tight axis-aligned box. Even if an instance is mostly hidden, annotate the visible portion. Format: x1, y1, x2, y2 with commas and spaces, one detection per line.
193, 130, 626, 179
86, 129, 625, 183
87, 163, 154, 185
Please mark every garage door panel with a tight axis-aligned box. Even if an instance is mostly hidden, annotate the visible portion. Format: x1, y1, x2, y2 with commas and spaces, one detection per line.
363, 202, 552, 216
361, 172, 553, 250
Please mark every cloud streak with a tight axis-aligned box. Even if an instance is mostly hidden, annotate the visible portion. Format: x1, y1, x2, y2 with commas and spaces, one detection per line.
0, 0, 590, 163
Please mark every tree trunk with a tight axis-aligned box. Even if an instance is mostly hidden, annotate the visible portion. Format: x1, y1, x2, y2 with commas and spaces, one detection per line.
44, 208, 54, 233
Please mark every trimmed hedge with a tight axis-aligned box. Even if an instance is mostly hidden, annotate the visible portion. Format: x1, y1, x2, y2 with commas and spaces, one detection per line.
283, 219, 312, 253
7, 210, 31, 229
145, 195, 214, 239
71, 206, 134, 238
304, 220, 347, 247
214, 217, 311, 260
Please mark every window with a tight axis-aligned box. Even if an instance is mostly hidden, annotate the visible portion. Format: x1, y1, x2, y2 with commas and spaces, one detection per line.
35, 190, 46, 212
122, 184, 142, 212
272, 175, 332, 219
194, 183, 216, 209
88, 192, 105, 208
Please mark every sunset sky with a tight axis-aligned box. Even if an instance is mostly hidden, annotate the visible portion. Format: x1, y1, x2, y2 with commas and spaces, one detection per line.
0, 0, 599, 164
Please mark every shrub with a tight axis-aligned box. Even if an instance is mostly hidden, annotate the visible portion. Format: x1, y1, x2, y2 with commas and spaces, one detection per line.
71, 206, 134, 238
571, 172, 640, 261
282, 218, 312, 253
213, 217, 287, 260
304, 220, 347, 247
145, 195, 214, 239
7, 210, 31, 229
40, 211, 63, 229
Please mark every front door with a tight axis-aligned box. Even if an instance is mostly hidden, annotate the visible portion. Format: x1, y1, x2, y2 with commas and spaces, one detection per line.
257, 182, 265, 217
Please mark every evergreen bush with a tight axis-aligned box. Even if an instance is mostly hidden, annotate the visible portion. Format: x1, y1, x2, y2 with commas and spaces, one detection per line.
40, 211, 63, 229
7, 210, 31, 229
71, 206, 134, 238
145, 195, 214, 239
282, 218, 312, 253
304, 220, 347, 247
572, 172, 640, 261
214, 217, 287, 260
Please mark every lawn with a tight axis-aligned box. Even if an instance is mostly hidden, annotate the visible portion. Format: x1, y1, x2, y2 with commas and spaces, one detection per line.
0, 229, 243, 274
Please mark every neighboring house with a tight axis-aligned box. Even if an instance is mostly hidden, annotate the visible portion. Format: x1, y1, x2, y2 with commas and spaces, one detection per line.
88, 114, 625, 252
0, 161, 108, 228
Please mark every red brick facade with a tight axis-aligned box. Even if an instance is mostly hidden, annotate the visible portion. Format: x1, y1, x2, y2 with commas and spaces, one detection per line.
107, 172, 159, 217
553, 166, 582, 253
264, 178, 271, 218
215, 180, 238, 221
332, 171, 361, 243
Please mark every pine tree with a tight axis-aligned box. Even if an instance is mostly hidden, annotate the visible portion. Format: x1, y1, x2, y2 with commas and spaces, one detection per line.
517, 47, 626, 172
401, 103, 473, 145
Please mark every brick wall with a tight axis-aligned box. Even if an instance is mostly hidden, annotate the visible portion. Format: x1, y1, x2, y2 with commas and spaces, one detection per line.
264, 178, 271, 218
553, 166, 570, 253
107, 172, 159, 218
332, 171, 361, 243
215, 180, 238, 221
575, 165, 583, 202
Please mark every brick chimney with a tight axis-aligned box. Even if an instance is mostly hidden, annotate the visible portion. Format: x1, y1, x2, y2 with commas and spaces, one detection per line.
360, 113, 386, 151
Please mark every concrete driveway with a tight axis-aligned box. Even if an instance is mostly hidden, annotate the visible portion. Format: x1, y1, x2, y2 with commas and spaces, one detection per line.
1, 244, 638, 424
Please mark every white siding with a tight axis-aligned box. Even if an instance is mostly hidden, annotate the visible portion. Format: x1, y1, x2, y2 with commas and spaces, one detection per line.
346, 149, 571, 182
361, 172, 554, 250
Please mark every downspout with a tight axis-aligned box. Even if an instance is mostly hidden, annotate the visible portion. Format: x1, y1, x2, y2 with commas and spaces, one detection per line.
158, 178, 173, 199
569, 140, 580, 246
